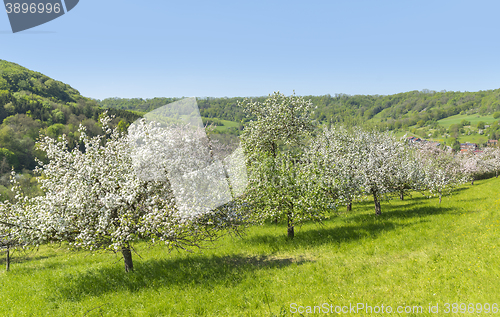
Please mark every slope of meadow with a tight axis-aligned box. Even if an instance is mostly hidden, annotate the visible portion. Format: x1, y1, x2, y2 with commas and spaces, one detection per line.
437, 113, 497, 128
0, 177, 499, 316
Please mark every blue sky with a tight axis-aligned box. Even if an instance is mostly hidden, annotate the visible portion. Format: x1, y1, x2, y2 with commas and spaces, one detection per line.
1, 0, 500, 100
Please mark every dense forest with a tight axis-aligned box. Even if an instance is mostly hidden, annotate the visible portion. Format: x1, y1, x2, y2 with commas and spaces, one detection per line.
101, 89, 500, 133
0, 60, 141, 199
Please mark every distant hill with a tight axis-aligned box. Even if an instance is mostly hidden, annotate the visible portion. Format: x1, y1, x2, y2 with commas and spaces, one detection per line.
0, 59, 140, 173
100, 89, 500, 143
0, 60, 82, 104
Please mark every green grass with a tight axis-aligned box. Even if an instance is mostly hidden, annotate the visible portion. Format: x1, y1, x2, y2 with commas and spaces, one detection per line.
457, 134, 489, 145
437, 113, 496, 128
201, 117, 240, 133
1, 178, 500, 316
394, 130, 412, 138
213, 119, 240, 132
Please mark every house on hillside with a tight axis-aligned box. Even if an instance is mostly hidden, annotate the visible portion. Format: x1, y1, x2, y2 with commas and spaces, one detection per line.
460, 142, 478, 152
487, 139, 498, 147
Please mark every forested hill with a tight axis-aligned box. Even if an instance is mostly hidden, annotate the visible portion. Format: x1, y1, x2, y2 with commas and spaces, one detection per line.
101, 89, 500, 130
100, 96, 264, 123
0, 60, 140, 173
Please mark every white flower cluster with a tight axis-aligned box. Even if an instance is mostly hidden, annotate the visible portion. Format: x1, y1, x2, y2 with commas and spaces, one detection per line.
308, 127, 500, 212
415, 143, 464, 203
0, 113, 246, 253
308, 127, 420, 214
456, 147, 500, 184
238, 92, 326, 238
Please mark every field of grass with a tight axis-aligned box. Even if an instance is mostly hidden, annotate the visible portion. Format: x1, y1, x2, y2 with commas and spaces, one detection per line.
1, 178, 499, 316
457, 134, 489, 145
213, 119, 240, 132
200, 117, 240, 133
437, 114, 497, 128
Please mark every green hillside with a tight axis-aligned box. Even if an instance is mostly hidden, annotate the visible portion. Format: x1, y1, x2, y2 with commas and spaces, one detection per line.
437, 113, 497, 127
0, 60, 141, 200
101, 89, 500, 143
1, 177, 499, 316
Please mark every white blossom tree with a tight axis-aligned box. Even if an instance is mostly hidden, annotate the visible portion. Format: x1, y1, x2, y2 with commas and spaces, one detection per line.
340, 129, 407, 215
0, 173, 23, 271
389, 140, 425, 201
481, 147, 500, 178
458, 151, 487, 185
0, 115, 243, 272
239, 92, 325, 239
307, 127, 422, 215
416, 143, 464, 203
305, 126, 362, 212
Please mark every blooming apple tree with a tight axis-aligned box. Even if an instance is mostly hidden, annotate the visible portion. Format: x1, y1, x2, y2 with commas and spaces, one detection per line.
481, 147, 500, 178
239, 92, 325, 239
458, 151, 488, 185
416, 143, 464, 203
307, 127, 423, 215
349, 129, 412, 215
305, 126, 362, 212
389, 139, 425, 201
0, 115, 243, 272
0, 173, 25, 271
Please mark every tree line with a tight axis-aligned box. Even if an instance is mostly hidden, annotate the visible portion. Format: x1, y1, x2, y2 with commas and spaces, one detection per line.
99, 89, 500, 134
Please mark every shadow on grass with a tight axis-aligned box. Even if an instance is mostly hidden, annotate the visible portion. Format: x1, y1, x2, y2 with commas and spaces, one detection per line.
247, 221, 399, 248
245, 206, 452, 249
0, 251, 56, 266
54, 253, 310, 301
349, 205, 454, 222
345, 194, 440, 212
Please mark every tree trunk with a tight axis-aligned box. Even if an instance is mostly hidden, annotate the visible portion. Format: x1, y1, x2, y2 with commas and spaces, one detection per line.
400, 190, 404, 201
346, 202, 352, 212
439, 191, 442, 204
471, 178, 474, 185
287, 212, 294, 239
6, 245, 10, 272
121, 244, 134, 272
373, 192, 381, 215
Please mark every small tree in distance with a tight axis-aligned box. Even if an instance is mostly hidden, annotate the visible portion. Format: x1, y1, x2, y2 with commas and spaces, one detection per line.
458, 151, 486, 185
482, 147, 500, 178
417, 143, 464, 203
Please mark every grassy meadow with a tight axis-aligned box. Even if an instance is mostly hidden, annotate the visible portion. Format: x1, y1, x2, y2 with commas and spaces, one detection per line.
437, 114, 497, 128
0, 177, 499, 316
